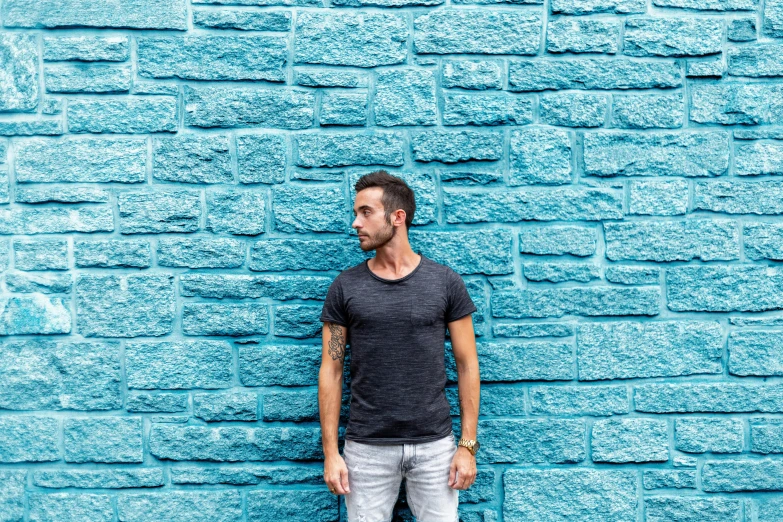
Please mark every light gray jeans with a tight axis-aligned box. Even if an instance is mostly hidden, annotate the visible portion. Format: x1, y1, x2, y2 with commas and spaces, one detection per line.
342, 431, 459, 522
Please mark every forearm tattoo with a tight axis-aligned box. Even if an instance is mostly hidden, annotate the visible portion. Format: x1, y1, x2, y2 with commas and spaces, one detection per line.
459, 396, 465, 420
328, 323, 345, 361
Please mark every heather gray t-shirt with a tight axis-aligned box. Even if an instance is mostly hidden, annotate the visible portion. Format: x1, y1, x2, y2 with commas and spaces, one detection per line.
320, 253, 477, 444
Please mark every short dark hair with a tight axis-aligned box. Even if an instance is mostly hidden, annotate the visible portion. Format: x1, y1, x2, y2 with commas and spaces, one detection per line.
354, 170, 416, 230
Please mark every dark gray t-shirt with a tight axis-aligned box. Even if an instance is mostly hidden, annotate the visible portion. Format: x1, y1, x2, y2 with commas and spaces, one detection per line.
319, 253, 477, 444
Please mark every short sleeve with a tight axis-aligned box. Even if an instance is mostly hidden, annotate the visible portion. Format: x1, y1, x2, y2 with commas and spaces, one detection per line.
445, 271, 477, 323
320, 276, 348, 326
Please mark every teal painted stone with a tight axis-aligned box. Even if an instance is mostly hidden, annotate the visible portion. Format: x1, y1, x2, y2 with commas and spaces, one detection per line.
0, 207, 113, 234
67, 97, 177, 134
686, 58, 725, 78
443, 93, 533, 126
592, 418, 669, 463
667, 265, 783, 312
445, 187, 622, 223
492, 323, 574, 338
530, 386, 628, 416
45, 64, 131, 93
628, 179, 688, 215
64, 417, 143, 463
645, 497, 741, 521
185, 86, 314, 129
43, 36, 129, 61
33, 468, 164, 489
149, 424, 323, 461
509, 59, 681, 91
237, 133, 287, 184
605, 220, 739, 261
333, 0, 441, 4
0, 340, 120, 410
728, 17, 756, 41
375, 69, 436, 126
16, 187, 110, 204
13, 239, 68, 270
703, 460, 783, 491
765, 0, 783, 36
605, 266, 660, 285
5, 272, 72, 294
409, 229, 513, 275
157, 238, 245, 268
247, 490, 338, 522
695, 180, 783, 214
729, 44, 783, 77
457, 469, 496, 504
126, 341, 232, 389
624, 18, 723, 57
0, 470, 25, 520
477, 419, 585, 464
126, 393, 188, 413
492, 286, 659, 317
690, 83, 783, 125
583, 131, 729, 177
0, 416, 59, 462
635, 383, 783, 413
273, 185, 345, 233
29, 493, 113, 522
264, 390, 322, 421
0, 34, 39, 112
735, 141, 783, 175
523, 262, 600, 283
414, 11, 541, 55
440, 171, 503, 186
74, 240, 151, 268
294, 12, 407, 67
207, 190, 266, 235
446, 386, 525, 417
759, 498, 783, 520
274, 304, 322, 338
132, 82, 177, 95
578, 321, 722, 380
612, 93, 684, 128
744, 222, 783, 260
0, 120, 62, 136
76, 274, 175, 337
653, 0, 756, 8
546, 19, 619, 54
193, 9, 291, 30
412, 130, 503, 163
447, 341, 573, 382
675, 418, 744, 453
194, 392, 258, 421
519, 226, 597, 256
2, 0, 187, 29
551, 0, 643, 12
183, 303, 269, 336
540, 93, 606, 127
0, 295, 71, 335
194, 0, 320, 3
320, 91, 367, 126
138, 36, 286, 81
643, 470, 697, 489
751, 419, 783, 453
181, 274, 330, 300
296, 69, 367, 88
442, 60, 502, 90
171, 465, 324, 486
118, 190, 200, 234
240, 344, 320, 386
153, 135, 232, 184
510, 127, 572, 184
296, 131, 404, 167
118, 491, 241, 522
729, 330, 783, 376
503, 469, 636, 521
250, 238, 370, 271
15, 138, 146, 183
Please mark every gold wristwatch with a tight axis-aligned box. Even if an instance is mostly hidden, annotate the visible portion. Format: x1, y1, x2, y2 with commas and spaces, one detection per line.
458, 438, 480, 456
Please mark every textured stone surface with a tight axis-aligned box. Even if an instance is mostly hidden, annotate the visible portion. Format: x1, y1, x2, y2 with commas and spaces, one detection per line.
64, 417, 143, 463
184, 86, 314, 129
0, 416, 59, 462
127, 341, 232, 389
509, 59, 681, 91
0, 34, 39, 112
415, 11, 541, 55
591, 418, 669, 463
2, 0, 187, 29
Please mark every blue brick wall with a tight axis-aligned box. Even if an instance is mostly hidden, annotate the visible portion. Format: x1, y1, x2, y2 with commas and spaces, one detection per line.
0, 0, 782, 519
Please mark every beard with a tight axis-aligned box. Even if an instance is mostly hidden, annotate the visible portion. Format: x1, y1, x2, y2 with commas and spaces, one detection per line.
359, 218, 396, 251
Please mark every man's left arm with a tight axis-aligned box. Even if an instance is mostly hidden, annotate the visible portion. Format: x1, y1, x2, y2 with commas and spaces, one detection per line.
447, 313, 479, 490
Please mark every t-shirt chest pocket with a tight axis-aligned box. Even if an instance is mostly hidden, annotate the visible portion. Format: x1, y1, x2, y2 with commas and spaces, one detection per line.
409, 294, 444, 326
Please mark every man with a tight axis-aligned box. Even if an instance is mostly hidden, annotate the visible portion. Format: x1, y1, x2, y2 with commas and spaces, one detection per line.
318, 170, 481, 522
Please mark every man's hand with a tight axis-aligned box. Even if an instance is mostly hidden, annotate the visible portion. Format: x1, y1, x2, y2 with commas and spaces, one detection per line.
323, 453, 351, 495
448, 446, 476, 490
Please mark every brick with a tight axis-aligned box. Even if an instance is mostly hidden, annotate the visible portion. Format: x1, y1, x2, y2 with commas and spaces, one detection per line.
509, 127, 572, 185
45, 65, 131, 93
207, 190, 266, 235
695, 180, 783, 214
64, 417, 143, 463
33, 469, 164, 489
478, 419, 585, 464
643, 470, 697, 489
667, 265, 783, 312
412, 130, 503, 163
0, 416, 59, 462
296, 131, 404, 167
612, 93, 684, 129
247, 490, 337, 522
320, 91, 366, 126
250, 239, 371, 271
126, 393, 188, 413
193, 9, 291, 31
74, 240, 151, 268
591, 418, 668, 463
653, 0, 756, 8
605, 220, 738, 261
751, 419, 783, 454
628, 179, 688, 215
443, 93, 533, 126
523, 262, 600, 283
14, 239, 68, 270
29, 493, 113, 522
2, 0, 187, 29
735, 141, 783, 176
237, 133, 287, 184
194, 392, 258, 422
530, 386, 628, 416
170, 466, 323, 486
43, 36, 129, 61
0, 34, 38, 112
273, 185, 345, 233
492, 286, 659, 318
623, 18, 723, 57
240, 344, 320, 386
492, 323, 574, 338
546, 19, 619, 54
635, 383, 783, 413
675, 418, 744, 453
153, 135, 232, 184
374, 69, 436, 127
519, 226, 597, 256
729, 330, 783, 376
127, 341, 232, 389
67, 97, 177, 134
183, 303, 269, 336
551, 0, 644, 13
181, 274, 330, 300
509, 59, 681, 91
118, 491, 241, 522
16, 187, 110, 204
414, 11, 541, 55
645, 497, 742, 522
118, 190, 201, 234
0, 470, 25, 521
442, 60, 502, 90
185, 86, 314, 129
158, 238, 245, 269
448, 341, 573, 382
690, 83, 783, 125
703, 459, 783, 491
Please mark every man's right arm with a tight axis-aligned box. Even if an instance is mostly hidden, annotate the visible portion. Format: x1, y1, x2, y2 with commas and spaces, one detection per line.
319, 321, 347, 460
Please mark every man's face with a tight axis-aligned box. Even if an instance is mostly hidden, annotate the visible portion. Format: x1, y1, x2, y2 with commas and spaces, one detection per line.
352, 187, 397, 252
